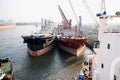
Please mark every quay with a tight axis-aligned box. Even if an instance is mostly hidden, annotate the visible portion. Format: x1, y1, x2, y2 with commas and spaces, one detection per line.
46, 57, 84, 80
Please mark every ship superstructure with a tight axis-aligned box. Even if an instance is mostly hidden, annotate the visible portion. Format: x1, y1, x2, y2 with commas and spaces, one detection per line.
92, 0, 120, 80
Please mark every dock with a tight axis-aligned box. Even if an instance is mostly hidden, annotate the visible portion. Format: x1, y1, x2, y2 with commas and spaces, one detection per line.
46, 57, 83, 80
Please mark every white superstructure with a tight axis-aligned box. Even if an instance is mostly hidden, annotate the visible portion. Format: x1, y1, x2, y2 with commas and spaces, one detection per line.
93, 0, 120, 80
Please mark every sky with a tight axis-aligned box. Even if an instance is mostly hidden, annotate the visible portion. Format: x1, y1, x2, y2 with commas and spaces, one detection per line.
0, 0, 120, 25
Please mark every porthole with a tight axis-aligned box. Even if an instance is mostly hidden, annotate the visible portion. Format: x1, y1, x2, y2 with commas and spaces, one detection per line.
107, 43, 110, 49
101, 63, 104, 69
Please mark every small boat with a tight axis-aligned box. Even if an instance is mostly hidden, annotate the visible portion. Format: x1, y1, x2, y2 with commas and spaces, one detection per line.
0, 58, 14, 80
22, 25, 56, 57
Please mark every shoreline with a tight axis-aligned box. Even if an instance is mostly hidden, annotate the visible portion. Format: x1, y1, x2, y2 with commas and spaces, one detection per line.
0, 24, 16, 30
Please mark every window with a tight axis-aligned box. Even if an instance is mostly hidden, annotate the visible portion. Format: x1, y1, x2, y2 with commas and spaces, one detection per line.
101, 63, 104, 69
114, 74, 117, 80
107, 43, 110, 49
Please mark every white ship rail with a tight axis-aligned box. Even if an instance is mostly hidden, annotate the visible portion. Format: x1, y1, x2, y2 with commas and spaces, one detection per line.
104, 27, 120, 33
100, 15, 120, 33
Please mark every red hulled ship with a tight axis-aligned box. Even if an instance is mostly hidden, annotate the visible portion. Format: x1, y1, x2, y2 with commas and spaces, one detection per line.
57, 5, 87, 56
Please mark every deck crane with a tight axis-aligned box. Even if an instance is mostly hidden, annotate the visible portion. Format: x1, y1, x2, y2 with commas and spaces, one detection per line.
81, 0, 99, 29
68, 0, 82, 34
68, 0, 79, 24
58, 5, 72, 29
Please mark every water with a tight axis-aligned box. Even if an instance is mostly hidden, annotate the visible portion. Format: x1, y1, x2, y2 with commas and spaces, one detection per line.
0, 25, 93, 80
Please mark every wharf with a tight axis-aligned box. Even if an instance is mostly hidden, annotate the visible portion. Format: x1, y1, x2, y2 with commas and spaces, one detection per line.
46, 58, 83, 80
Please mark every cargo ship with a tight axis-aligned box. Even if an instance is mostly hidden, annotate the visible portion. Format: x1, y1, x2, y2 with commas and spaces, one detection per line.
78, 0, 120, 80
22, 23, 56, 57
57, 5, 87, 56
92, 0, 120, 80
0, 58, 14, 80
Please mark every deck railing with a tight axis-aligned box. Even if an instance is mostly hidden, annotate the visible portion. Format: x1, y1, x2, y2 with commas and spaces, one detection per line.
104, 27, 120, 33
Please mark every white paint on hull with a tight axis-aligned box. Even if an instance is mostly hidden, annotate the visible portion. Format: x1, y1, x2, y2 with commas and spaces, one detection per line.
58, 43, 85, 56
27, 44, 54, 57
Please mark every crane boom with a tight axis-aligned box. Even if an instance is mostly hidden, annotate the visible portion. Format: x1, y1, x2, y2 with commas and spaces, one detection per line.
58, 5, 71, 29
58, 5, 68, 24
81, 0, 99, 28
68, 0, 78, 24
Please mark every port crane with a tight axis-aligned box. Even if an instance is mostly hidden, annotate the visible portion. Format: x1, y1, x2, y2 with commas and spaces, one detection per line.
67, 0, 100, 33
68, 0, 79, 24
68, 0, 81, 33
58, 4, 82, 37
58, 5, 72, 29
81, 0, 99, 29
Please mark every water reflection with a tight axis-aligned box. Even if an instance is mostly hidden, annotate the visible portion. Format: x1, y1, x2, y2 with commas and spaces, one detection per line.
0, 25, 93, 80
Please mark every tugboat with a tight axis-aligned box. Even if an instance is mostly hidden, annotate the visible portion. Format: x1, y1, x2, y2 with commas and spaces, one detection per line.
0, 58, 14, 80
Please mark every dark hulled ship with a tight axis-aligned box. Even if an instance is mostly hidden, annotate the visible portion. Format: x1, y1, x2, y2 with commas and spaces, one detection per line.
22, 33, 55, 57
22, 20, 56, 57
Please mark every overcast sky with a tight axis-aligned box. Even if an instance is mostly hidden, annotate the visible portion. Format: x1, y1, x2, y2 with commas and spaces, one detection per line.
0, 0, 120, 25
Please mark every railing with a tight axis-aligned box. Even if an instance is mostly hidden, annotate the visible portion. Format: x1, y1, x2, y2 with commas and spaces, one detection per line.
104, 27, 120, 33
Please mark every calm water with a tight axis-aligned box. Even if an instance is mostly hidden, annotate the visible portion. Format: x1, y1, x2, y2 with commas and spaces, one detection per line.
0, 25, 93, 80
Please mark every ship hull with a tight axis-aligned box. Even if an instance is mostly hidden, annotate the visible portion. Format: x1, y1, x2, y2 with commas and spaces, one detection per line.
27, 44, 54, 57
58, 43, 85, 56
57, 38, 87, 56
22, 35, 55, 57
